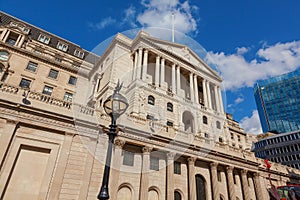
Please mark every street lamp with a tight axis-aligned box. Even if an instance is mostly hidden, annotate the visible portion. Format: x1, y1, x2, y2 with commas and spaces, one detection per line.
98, 81, 128, 200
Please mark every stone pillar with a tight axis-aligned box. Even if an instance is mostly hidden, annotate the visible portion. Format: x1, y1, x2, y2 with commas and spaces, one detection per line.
136, 48, 143, 79
110, 139, 125, 200
241, 169, 250, 200
194, 75, 199, 104
160, 58, 165, 87
139, 146, 152, 200
142, 49, 148, 81
253, 173, 264, 200
188, 157, 196, 200
176, 66, 181, 94
226, 166, 236, 200
214, 85, 219, 112
133, 51, 138, 80
206, 81, 212, 109
189, 72, 194, 102
155, 56, 160, 86
218, 86, 224, 114
210, 162, 220, 200
3, 30, 10, 43
171, 64, 176, 93
202, 79, 207, 106
167, 152, 175, 200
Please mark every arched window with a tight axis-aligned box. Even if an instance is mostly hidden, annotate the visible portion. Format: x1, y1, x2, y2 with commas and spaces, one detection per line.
196, 175, 206, 200
148, 95, 155, 105
216, 121, 221, 129
0, 50, 9, 61
203, 116, 208, 124
174, 191, 182, 200
167, 102, 173, 112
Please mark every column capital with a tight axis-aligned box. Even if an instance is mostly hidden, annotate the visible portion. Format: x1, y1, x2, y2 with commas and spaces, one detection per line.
144, 49, 148, 53
241, 169, 248, 175
114, 138, 125, 149
142, 146, 152, 154
210, 162, 218, 168
226, 166, 234, 172
254, 172, 261, 178
187, 157, 196, 164
166, 152, 176, 160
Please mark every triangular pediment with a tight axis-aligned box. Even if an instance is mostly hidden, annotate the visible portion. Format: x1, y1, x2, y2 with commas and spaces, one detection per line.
132, 31, 221, 81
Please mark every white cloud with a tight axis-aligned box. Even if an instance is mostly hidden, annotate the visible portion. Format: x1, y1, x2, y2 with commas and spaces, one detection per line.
240, 110, 262, 134
236, 47, 249, 55
206, 41, 300, 91
234, 97, 244, 104
122, 6, 138, 28
137, 0, 198, 34
89, 17, 116, 30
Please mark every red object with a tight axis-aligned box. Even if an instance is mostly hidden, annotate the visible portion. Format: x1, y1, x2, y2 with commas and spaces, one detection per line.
264, 159, 272, 170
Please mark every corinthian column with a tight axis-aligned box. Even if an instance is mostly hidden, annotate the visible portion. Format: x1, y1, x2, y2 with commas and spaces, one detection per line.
160, 58, 165, 86
206, 81, 212, 109
241, 169, 250, 200
210, 162, 220, 200
136, 48, 143, 79
202, 79, 207, 106
139, 146, 152, 200
226, 166, 236, 200
142, 49, 148, 81
155, 56, 160, 86
189, 72, 194, 102
133, 51, 138, 80
176, 66, 181, 94
253, 173, 263, 200
188, 157, 196, 200
167, 152, 175, 200
172, 64, 176, 93
194, 75, 199, 104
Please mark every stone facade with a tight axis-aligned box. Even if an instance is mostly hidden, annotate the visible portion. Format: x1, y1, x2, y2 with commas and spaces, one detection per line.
0, 11, 300, 200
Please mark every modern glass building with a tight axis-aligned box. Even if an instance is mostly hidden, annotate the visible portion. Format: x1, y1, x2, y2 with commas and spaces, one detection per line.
254, 70, 300, 134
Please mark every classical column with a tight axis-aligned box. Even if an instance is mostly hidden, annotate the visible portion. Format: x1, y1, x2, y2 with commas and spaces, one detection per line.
167, 152, 175, 200
218, 86, 224, 114
188, 157, 196, 200
210, 162, 220, 200
206, 81, 212, 109
194, 75, 199, 104
3, 30, 10, 43
110, 139, 126, 200
136, 48, 143, 79
241, 169, 250, 200
214, 85, 220, 112
155, 56, 160, 86
176, 66, 181, 94
139, 146, 152, 200
133, 51, 138, 80
253, 173, 264, 200
142, 49, 148, 81
226, 166, 236, 200
202, 79, 207, 106
189, 73, 194, 102
160, 58, 165, 87
171, 64, 176, 93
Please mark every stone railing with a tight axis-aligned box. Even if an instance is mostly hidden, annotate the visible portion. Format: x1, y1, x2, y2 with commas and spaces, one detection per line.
28, 91, 72, 109
0, 82, 19, 94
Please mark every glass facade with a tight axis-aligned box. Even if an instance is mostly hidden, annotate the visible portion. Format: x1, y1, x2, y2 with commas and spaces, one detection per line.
254, 70, 300, 134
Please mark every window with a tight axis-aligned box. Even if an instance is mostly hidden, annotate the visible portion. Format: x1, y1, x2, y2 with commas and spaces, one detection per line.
174, 161, 181, 174
231, 133, 234, 140
148, 95, 155, 105
217, 171, 221, 182
74, 49, 84, 58
147, 114, 154, 120
42, 85, 53, 96
68, 76, 77, 85
203, 116, 208, 124
150, 156, 159, 171
38, 34, 50, 44
57, 42, 68, 52
204, 133, 209, 138
167, 121, 173, 127
219, 137, 223, 143
6, 32, 19, 46
48, 69, 59, 79
64, 92, 73, 102
216, 121, 221, 129
237, 135, 241, 142
55, 57, 62, 63
167, 102, 173, 112
19, 78, 31, 89
26, 61, 38, 72
122, 150, 134, 166
0, 66, 2, 74
174, 191, 182, 200
0, 51, 9, 61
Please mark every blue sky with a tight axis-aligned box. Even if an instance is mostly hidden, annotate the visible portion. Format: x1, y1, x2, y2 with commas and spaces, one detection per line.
1, 0, 300, 134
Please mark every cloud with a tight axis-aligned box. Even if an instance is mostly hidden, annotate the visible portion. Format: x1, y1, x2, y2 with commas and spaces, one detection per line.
122, 5, 138, 28
137, 0, 198, 34
206, 41, 300, 91
240, 110, 262, 134
89, 17, 116, 30
234, 97, 244, 104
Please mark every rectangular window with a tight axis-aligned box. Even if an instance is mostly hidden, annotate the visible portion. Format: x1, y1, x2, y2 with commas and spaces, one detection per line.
19, 78, 31, 88
150, 156, 159, 171
237, 135, 241, 142
57, 42, 68, 52
26, 61, 38, 72
38, 34, 50, 44
174, 161, 181, 174
74, 49, 84, 59
6, 32, 19, 46
48, 69, 59, 79
122, 150, 134, 166
68, 76, 77, 85
42, 85, 53, 96
64, 92, 73, 102
167, 121, 173, 127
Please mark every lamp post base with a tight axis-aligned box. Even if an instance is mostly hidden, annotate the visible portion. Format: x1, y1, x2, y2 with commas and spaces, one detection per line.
98, 185, 109, 200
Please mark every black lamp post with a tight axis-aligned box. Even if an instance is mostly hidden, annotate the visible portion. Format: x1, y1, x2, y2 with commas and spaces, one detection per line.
98, 82, 128, 200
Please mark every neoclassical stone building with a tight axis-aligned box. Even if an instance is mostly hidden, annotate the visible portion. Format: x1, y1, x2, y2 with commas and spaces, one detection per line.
0, 11, 299, 200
